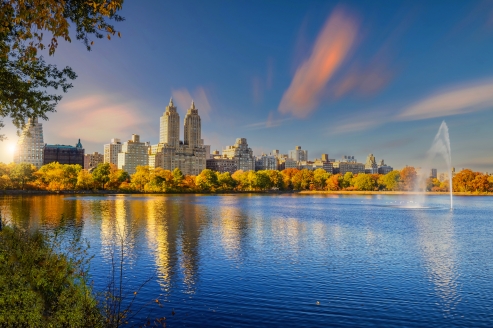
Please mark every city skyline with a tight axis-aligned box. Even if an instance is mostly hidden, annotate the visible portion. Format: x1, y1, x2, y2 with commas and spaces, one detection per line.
1, 1, 492, 172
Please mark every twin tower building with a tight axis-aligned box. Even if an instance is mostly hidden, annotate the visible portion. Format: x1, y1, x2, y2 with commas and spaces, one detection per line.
146, 98, 207, 175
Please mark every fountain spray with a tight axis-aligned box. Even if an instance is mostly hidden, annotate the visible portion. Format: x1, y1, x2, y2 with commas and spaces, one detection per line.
427, 121, 453, 209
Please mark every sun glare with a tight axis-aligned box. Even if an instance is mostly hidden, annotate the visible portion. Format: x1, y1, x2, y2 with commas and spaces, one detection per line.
8, 143, 16, 154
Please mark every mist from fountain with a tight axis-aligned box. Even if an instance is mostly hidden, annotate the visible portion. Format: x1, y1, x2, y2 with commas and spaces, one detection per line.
416, 121, 453, 209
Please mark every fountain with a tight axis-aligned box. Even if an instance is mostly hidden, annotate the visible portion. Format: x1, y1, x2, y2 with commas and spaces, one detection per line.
425, 121, 453, 209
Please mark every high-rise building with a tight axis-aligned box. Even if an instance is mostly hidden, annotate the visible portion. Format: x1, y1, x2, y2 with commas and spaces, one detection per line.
104, 138, 122, 166
13, 117, 44, 168
184, 101, 202, 148
289, 146, 308, 162
84, 152, 104, 171
365, 153, 378, 174
118, 134, 150, 174
222, 138, 255, 172
149, 99, 207, 176
160, 98, 180, 147
430, 168, 437, 179
43, 139, 84, 166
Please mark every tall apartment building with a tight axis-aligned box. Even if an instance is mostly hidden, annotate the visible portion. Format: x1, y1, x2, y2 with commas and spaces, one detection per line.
222, 138, 255, 171
84, 152, 104, 170
365, 153, 378, 174
43, 139, 85, 166
333, 156, 364, 175
149, 99, 206, 176
104, 138, 122, 166
206, 151, 238, 173
13, 117, 45, 168
118, 134, 150, 174
430, 168, 438, 179
289, 146, 308, 162
255, 154, 278, 171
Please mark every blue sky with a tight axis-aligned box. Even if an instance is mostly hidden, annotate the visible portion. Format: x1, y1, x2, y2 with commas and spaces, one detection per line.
1, 0, 493, 172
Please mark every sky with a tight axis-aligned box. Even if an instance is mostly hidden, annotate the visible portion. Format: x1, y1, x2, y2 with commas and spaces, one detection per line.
1, 0, 493, 173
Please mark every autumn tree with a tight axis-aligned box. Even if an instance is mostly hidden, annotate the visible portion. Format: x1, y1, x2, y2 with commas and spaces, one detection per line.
266, 170, 284, 190
107, 164, 129, 190
0, 0, 124, 139
131, 166, 151, 191
280, 168, 300, 190
326, 173, 341, 191
452, 169, 476, 192
76, 169, 94, 190
172, 168, 184, 188
399, 167, 417, 191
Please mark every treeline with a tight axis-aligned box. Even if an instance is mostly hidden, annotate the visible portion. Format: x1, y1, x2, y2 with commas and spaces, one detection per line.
1, 162, 492, 193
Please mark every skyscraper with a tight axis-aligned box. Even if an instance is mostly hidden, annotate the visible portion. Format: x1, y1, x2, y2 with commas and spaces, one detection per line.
149, 98, 206, 176
184, 101, 202, 148
14, 117, 44, 168
118, 134, 150, 174
289, 146, 308, 162
160, 98, 180, 147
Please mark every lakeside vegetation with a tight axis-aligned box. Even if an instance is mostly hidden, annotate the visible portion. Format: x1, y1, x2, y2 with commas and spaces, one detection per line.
1, 162, 492, 194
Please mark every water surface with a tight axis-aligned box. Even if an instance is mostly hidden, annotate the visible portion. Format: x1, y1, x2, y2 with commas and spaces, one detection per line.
1, 194, 492, 327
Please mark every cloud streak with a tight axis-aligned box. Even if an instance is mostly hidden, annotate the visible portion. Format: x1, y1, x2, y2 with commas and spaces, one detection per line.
397, 80, 493, 121
278, 7, 359, 118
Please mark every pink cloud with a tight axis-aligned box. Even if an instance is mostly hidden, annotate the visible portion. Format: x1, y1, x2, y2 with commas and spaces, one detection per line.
172, 87, 212, 120
278, 7, 359, 118
51, 94, 149, 143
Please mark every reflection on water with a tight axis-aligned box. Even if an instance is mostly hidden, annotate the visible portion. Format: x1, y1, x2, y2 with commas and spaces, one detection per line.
415, 211, 460, 316
1, 194, 493, 327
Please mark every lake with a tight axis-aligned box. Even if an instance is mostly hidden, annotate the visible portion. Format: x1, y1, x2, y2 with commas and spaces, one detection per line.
1, 194, 492, 327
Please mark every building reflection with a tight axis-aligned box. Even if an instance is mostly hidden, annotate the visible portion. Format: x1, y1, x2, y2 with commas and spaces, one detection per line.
218, 197, 249, 262
415, 211, 460, 315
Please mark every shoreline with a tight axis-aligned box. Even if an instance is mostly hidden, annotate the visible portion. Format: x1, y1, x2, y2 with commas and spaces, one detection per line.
0, 190, 492, 196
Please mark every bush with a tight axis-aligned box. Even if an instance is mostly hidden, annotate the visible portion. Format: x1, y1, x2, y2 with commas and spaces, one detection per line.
0, 225, 104, 327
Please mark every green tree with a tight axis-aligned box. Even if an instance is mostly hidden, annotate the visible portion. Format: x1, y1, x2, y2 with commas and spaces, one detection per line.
313, 168, 330, 190
92, 163, 111, 190
216, 172, 236, 191
341, 172, 354, 189
379, 170, 401, 191
196, 169, 218, 192
172, 168, 184, 188
0, 0, 124, 139
10, 162, 35, 190
353, 173, 377, 191
266, 170, 284, 190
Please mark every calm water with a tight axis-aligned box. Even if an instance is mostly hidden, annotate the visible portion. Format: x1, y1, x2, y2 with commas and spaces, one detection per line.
1, 194, 493, 327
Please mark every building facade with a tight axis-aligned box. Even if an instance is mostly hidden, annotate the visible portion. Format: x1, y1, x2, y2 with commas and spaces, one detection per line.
222, 138, 255, 172
206, 157, 238, 174
377, 159, 393, 175
14, 117, 45, 168
104, 138, 122, 166
43, 139, 84, 166
118, 134, 150, 174
365, 153, 378, 174
84, 152, 104, 171
255, 154, 278, 171
289, 146, 308, 162
149, 99, 207, 176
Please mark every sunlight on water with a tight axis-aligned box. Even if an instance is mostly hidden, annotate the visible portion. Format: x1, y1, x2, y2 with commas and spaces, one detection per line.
1, 194, 492, 327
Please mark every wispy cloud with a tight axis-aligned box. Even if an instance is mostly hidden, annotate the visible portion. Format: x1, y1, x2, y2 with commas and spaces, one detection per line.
172, 87, 212, 120
396, 80, 493, 121
244, 112, 293, 130
278, 7, 359, 118
327, 79, 493, 135
53, 95, 148, 143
